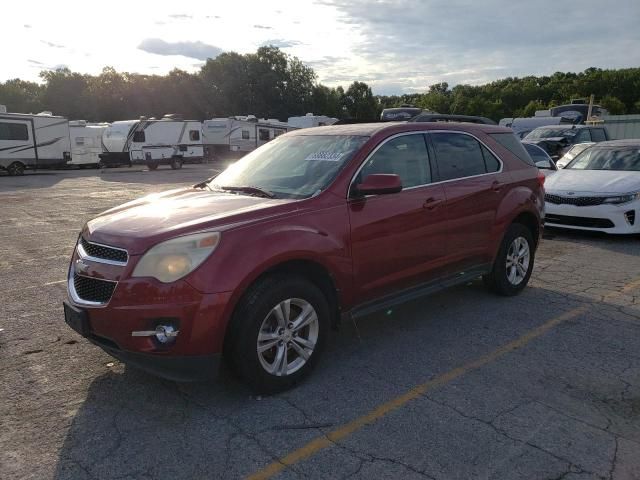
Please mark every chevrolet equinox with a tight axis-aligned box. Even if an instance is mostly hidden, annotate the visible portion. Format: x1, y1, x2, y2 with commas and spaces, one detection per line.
64, 122, 544, 393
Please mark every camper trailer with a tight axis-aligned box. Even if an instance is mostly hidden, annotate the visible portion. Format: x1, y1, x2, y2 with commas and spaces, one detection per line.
100, 116, 204, 169
69, 121, 109, 168
0, 107, 71, 175
288, 113, 338, 129
202, 115, 289, 159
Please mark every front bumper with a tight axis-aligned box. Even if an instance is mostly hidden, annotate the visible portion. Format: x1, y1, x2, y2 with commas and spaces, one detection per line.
545, 200, 639, 234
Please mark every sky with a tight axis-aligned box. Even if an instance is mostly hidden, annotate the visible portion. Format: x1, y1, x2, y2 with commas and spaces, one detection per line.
2, 0, 640, 95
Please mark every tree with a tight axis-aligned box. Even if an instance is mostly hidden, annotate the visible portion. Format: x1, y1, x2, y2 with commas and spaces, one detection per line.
342, 81, 378, 121
600, 95, 626, 115
522, 100, 547, 117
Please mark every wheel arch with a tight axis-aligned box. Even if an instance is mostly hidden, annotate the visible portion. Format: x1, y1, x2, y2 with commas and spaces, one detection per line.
221, 258, 342, 358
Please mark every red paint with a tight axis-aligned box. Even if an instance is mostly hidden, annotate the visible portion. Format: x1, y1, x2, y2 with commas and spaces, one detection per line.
67, 122, 544, 365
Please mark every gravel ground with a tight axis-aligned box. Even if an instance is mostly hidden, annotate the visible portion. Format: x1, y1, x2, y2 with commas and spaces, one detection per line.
1, 165, 639, 480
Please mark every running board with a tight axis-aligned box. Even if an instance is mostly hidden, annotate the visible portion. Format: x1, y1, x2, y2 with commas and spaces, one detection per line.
349, 265, 491, 320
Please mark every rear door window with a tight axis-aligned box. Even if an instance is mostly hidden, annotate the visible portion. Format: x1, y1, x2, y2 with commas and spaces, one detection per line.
590, 128, 607, 142
430, 132, 488, 181
575, 129, 592, 143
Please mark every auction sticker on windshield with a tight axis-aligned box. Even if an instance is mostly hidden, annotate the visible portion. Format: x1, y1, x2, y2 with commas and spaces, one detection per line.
305, 152, 346, 161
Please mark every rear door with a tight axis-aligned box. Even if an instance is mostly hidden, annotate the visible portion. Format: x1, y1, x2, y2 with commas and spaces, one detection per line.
349, 133, 448, 304
427, 131, 509, 272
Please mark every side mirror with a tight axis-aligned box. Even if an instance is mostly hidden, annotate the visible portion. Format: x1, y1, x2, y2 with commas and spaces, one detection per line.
354, 174, 403, 196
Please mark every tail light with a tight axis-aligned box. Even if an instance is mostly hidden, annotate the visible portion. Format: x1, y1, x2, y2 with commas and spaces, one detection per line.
537, 170, 546, 188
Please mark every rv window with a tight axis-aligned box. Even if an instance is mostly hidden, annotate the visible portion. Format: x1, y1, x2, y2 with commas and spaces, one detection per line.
259, 128, 270, 141
242, 130, 250, 140
0, 122, 29, 141
75, 137, 85, 146
189, 130, 200, 141
132, 131, 146, 142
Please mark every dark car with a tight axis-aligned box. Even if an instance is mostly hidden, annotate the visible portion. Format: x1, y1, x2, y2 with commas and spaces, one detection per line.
64, 122, 544, 393
409, 113, 497, 125
380, 106, 423, 121
524, 125, 610, 160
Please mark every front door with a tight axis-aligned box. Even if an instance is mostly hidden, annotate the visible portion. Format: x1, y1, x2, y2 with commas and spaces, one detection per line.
348, 133, 448, 305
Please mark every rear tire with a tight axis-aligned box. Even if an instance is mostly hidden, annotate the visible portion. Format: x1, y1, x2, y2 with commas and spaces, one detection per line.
230, 274, 329, 394
7, 162, 25, 176
170, 157, 183, 170
483, 223, 535, 296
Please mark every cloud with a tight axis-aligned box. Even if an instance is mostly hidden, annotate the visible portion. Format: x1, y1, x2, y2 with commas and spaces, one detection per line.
40, 40, 65, 48
28, 59, 44, 65
253, 24, 273, 30
168, 14, 192, 19
261, 39, 303, 49
24, 24, 31, 28
138, 38, 223, 61
323, 0, 640, 93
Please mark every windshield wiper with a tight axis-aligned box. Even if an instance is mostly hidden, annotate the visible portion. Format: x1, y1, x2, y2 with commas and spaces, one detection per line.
220, 185, 275, 198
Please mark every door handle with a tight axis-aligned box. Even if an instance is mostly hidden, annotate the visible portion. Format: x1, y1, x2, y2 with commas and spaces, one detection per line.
423, 197, 444, 210
491, 180, 504, 192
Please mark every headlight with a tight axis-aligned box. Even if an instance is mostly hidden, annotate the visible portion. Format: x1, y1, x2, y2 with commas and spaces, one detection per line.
133, 232, 220, 283
602, 192, 640, 205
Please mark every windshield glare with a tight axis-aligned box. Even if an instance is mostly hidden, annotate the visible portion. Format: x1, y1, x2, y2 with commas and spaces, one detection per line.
209, 134, 369, 199
566, 147, 640, 171
526, 128, 577, 140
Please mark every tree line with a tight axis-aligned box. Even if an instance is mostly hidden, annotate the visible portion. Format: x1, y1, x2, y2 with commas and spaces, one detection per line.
2, 46, 639, 123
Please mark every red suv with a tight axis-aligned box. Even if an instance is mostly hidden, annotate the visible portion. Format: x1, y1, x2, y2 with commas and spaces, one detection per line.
63, 122, 544, 392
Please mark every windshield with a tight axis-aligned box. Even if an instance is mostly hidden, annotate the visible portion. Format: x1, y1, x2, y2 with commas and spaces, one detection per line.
566, 147, 640, 171
525, 128, 577, 140
208, 134, 369, 199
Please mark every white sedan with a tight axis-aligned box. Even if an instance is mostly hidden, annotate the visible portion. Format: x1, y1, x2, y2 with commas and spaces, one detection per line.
544, 140, 640, 234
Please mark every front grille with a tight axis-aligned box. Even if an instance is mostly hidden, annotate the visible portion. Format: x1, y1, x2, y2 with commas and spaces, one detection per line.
73, 274, 117, 303
80, 236, 128, 264
545, 214, 614, 229
545, 194, 606, 207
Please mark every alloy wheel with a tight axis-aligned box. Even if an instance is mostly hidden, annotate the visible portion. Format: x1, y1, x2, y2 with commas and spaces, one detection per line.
256, 298, 319, 376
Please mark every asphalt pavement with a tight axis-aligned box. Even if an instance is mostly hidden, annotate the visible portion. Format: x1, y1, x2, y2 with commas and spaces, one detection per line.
1, 165, 639, 480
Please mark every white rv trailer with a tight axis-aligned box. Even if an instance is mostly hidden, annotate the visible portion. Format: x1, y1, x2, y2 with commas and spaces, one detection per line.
287, 113, 338, 129
100, 116, 204, 169
69, 120, 109, 167
0, 107, 71, 175
202, 115, 289, 159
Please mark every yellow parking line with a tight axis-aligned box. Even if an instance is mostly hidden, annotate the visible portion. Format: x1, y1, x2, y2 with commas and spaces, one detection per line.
248, 306, 587, 479
247, 277, 640, 480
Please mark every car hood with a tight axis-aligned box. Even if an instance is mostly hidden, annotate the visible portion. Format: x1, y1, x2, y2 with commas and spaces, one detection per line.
544, 169, 640, 195
85, 187, 297, 254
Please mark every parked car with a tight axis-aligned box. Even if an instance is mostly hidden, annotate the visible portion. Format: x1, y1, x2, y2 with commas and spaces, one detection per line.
380, 106, 423, 122
556, 142, 595, 169
544, 140, 640, 234
524, 125, 609, 160
523, 142, 557, 176
63, 123, 544, 392
409, 113, 497, 125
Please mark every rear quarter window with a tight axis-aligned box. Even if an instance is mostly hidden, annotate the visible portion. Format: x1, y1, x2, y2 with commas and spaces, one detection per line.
488, 132, 535, 166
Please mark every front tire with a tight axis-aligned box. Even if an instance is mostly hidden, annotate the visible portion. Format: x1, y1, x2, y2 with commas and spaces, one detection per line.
484, 223, 535, 296
230, 275, 330, 394
147, 162, 159, 171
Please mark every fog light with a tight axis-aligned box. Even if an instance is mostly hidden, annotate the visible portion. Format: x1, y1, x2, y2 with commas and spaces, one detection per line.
624, 210, 636, 226
131, 324, 179, 344
155, 325, 178, 344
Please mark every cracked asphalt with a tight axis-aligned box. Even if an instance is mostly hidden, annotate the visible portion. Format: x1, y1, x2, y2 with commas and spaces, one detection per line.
1, 164, 640, 480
